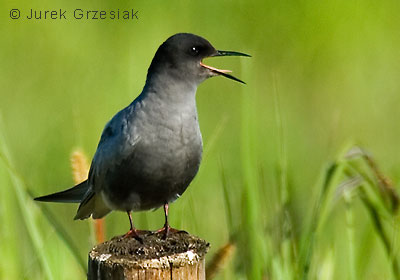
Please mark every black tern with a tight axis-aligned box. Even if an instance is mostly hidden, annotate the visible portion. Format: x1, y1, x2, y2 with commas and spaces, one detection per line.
35, 33, 250, 239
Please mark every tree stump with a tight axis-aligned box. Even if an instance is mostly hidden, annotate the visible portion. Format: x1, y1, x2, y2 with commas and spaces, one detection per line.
88, 232, 209, 280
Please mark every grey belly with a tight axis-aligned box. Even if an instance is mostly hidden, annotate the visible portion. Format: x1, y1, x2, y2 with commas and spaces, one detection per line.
102, 140, 202, 211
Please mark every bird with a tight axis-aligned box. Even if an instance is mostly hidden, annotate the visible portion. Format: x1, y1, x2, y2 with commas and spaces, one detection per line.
35, 33, 250, 239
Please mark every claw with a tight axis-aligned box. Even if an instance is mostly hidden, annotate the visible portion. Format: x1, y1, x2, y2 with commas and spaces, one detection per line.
124, 228, 143, 242
154, 224, 184, 239
124, 211, 150, 242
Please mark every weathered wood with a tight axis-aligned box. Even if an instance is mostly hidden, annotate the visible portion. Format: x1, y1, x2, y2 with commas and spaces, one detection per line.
88, 232, 209, 280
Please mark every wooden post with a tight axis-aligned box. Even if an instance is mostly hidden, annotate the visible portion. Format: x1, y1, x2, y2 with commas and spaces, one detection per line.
88, 232, 209, 280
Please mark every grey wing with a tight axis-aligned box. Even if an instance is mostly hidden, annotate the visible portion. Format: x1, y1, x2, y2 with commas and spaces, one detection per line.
74, 106, 140, 219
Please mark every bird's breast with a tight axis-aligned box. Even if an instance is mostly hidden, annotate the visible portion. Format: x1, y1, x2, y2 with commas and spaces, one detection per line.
138, 108, 202, 175
100, 97, 203, 211
130, 102, 203, 188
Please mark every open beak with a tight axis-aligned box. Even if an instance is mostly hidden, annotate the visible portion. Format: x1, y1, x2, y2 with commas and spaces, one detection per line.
200, 50, 251, 84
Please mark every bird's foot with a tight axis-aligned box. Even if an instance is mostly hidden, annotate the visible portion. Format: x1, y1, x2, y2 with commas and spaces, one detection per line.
154, 224, 187, 239
124, 228, 151, 242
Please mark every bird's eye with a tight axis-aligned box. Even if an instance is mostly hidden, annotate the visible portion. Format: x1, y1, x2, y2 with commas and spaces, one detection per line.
190, 46, 199, 56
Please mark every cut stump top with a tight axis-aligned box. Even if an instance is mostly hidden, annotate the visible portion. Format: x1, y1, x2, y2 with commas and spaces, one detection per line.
89, 232, 210, 269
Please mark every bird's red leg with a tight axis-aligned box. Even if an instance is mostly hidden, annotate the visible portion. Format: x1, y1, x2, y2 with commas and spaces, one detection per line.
155, 203, 183, 238
124, 211, 143, 241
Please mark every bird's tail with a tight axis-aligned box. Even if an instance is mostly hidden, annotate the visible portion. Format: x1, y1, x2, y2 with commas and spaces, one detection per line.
34, 180, 111, 220
34, 180, 89, 203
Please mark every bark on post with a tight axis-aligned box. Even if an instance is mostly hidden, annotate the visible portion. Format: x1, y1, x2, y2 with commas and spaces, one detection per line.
88, 232, 209, 280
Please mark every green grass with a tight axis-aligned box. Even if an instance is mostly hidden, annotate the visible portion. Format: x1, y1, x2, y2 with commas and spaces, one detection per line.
1, 0, 400, 279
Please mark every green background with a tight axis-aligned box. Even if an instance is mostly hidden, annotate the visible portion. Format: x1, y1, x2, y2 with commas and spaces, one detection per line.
1, 0, 400, 279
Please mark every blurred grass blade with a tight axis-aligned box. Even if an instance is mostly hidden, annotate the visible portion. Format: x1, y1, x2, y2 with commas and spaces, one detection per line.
300, 142, 356, 280
359, 189, 400, 279
319, 249, 335, 280
0, 161, 20, 279
272, 73, 288, 206
203, 115, 228, 161
346, 147, 399, 213
0, 117, 86, 276
343, 189, 356, 280
219, 159, 234, 234
26, 190, 86, 272
301, 145, 400, 280
300, 162, 339, 280
272, 73, 296, 279
240, 61, 263, 279
346, 150, 400, 279
0, 120, 54, 280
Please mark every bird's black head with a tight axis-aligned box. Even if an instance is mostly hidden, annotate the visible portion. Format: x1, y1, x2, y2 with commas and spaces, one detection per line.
146, 33, 250, 86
